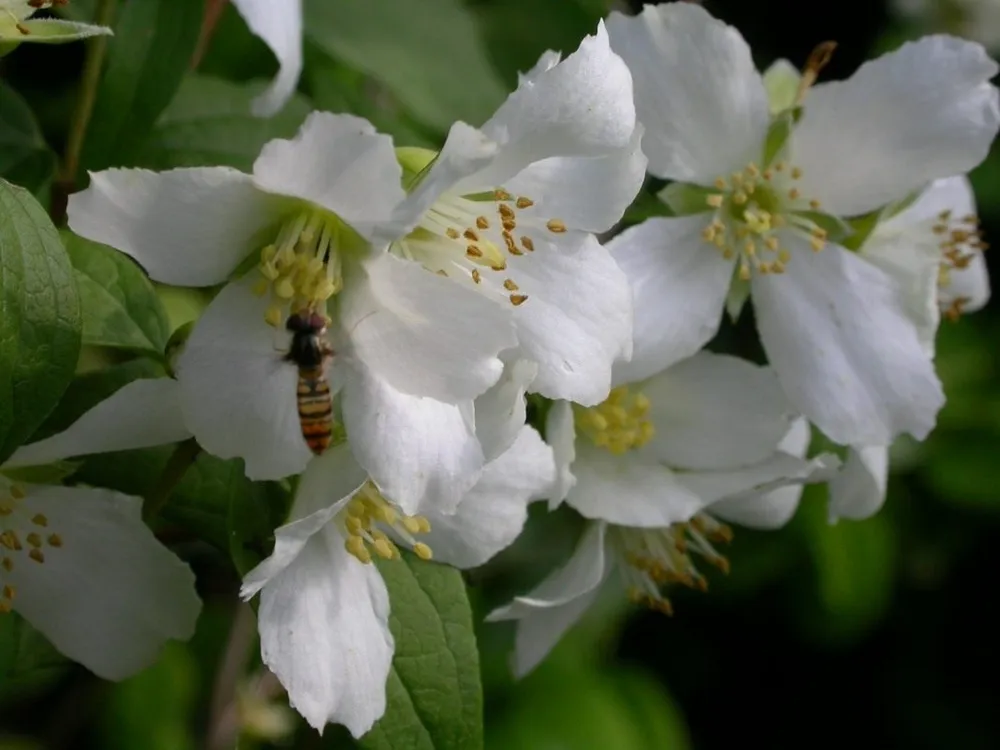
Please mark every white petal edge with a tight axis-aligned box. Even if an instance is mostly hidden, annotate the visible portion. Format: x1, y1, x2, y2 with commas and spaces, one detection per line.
545, 400, 577, 507
232, 0, 304, 117
827, 444, 890, 522
475, 358, 538, 462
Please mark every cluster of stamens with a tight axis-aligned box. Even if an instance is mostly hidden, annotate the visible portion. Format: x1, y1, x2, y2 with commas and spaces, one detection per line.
253, 211, 343, 327
340, 482, 432, 565
614, 515, 733, 615
400, 188, 567, 307
933, 209, 988, 321
575, 386, 654, 455
701, 161, 828, 280
0, 482, 63, 614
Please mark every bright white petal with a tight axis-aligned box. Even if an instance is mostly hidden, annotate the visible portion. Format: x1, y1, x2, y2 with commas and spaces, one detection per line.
252, 112, 405, 240
827, 445, 890, 522
500, 127, 647, 234
680, 449, 840, 507
753, 240, 945, 445
420, 426, 555, 569
566, 443, 706, 527
340, 365, 484, 516
511, 233, 632, 405
231, 0, 303, 117
475, 359, 538, 462
519, 49, 563, 84
511, 585, 602, 678
545, 400, 577, 506
605, 3, 770, 182
608, 216, 733, 385
67, 167, 282, 286
340, 252, 514, 403
470, 21, 637, 190
6, 378, 189, 469
256, 526, 392, 737
176, 280, 312, 481
709, 418, 811, 529
8, 486, 200, 681
640, 352, 795, 471
793, 36, 1000, 216
240, 444, 368, 600
488, 521, 608, 616
945, 250, 991, 313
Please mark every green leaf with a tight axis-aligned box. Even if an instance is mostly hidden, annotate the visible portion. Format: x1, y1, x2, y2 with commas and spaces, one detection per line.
0, 179, 81, 465
0, 83, 57, 193
0, 612, 70, 693
303, 0, 507, 132
224, 460, 288, 568
64, 232, 171, 355
80, 0, 204, 172
362, 555, 483, 750
136, 74, 312, 172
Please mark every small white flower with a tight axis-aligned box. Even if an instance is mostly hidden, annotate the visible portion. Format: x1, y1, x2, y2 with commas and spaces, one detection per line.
68, 113, 518, 514
231, 0, 303, 116
384, 22, 647, 406
239, 425, 555, 735
487, 348, 837, 677
605, 3, 1000, 446
0, 0, 111, 45
1, 379, 200, 680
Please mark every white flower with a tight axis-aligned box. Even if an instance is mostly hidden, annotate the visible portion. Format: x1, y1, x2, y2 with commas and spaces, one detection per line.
383, 22, 647, 406
894, 0, 1000, 52
605, 2, 1000, 446
488, 396, 831, 677
827, 445, 890, 523
231, 0, 303, 116
68, 112, 518, 514
239, 424, 555, 735
1, 378, 200, 680
0, 0, 111, 45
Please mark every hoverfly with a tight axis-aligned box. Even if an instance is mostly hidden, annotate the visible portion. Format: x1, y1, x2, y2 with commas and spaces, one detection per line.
284, 310, 334, 455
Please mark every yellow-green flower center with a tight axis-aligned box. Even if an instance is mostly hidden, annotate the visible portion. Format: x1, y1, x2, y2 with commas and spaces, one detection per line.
613, 515, 733, 615
253, 209, 363, 327
339, 482, 432, 565
700, 161, 828, 280
0, 480, 63, 615
574, 386, 655, 455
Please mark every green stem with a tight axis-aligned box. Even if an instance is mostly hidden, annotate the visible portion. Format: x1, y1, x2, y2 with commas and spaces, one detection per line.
142, 439, 201, 522
50, 0, 116, 222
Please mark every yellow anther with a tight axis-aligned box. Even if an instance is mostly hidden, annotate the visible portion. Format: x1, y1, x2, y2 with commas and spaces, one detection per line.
503, 279, 519, 291
516, 197, 534, 209
47, 534, 62, 548
345, 516, 364, 535
346, 536, 372, 564
446, 228, 460, 239
264, 305, 284, 328
765, 236, 780, 251
701, 226, 717, 242
9, 486, 25, 500
373, 538, 396, 559
28, 549, 44, 564
413, 543, 433, 561
706, 194, 724, 208
791, 167, 802, 179
1, 585, 13, 600
26, 533, 41, 548
733, 191, 748, 205
714, 177, 727, 190
521, 236, 535, 252
546, 219, 567, 233
778, 249, 791, 264
476, 216, 489, 230
1, 558, 10, 572
575, 386, 654, 453
471, 269, 482, 284
510, 294, 528, 306
463, 229, 479, 242
788, 188, 800, 201
810, 237, 825, 252
466, 245, 483, 258
275, 277, 295, 299
739, 263, 752, 281
252, 277, 270, 296
809, 199, 821, 210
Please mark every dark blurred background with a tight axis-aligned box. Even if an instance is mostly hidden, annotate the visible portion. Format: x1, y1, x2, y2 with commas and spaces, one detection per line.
2, 0, 999, 748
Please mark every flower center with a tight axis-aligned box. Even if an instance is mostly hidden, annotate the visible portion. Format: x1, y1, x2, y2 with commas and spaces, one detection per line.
933, 208, 988, 321
611, 514, 733, 615
0, 480, 63, 615
574, 386, 654, 455
700, 161, 828, 280
394, 188, 568, 308
338, 482, 432, 565
253, 210, 362, 328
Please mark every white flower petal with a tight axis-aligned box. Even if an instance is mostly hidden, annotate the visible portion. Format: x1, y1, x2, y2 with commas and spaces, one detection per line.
500, 127, 647, 234
640, 352, 795, 471
511, 585, 602, 678
6, 378, 189, 469
709, 418, 811, 529
545, 400, 577, 506
231, 0, 303, 117
420, 426, 555, 569
827, 445, 890, 522
240, 444, 368, 600
475, 359, 538, 462
793, 36, 1000, 216
519, 49, 563, 84
945, 249, 991, 313
256, 525, 392, 737
679, 449, 840, 507
470, 21, 637, 190
566, 443, 706, 527
67, 167, 282, 286
511, 233, 632, 405
606, 3, 771, 183
753, 240, 944, 445
176, 280, 312, 481
8, 486, 200, 681
340, 252, 514, 403
340, 365, 484, 516
608, 216, 733, 385
252, 112, 405, 240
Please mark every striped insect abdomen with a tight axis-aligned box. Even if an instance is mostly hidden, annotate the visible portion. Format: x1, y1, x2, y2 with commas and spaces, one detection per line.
296, 366, 333, 454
